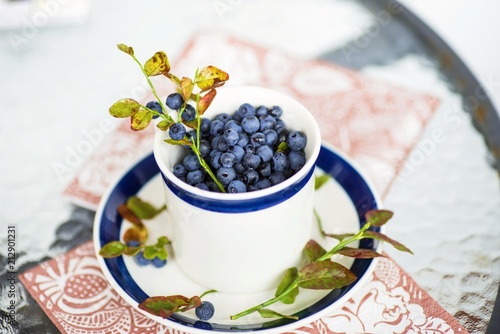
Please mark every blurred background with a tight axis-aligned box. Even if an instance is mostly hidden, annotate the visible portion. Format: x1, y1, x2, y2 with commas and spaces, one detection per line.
1, 0, 499, 333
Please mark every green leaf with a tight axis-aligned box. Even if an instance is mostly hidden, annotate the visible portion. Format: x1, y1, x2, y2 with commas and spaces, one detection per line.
365, 209, 394, 227
182, 117, 200, 130
142, 237, 170, 260
99, 241, 126, 258
117, 203, 143, 226
298, 261, 357, 290
143, 245, 158, 260
126, 196, 165, 219
277, 142, 288, 153
130, 108, 153, 131
194, 66, 229, 91
363, 231, 413, 254
258, 309, 298, 321
180, 77, 194, 103
122, 225, 148, 244
275, 268, 299, 304
144, 51, 170, 76
315, 174, 331, 190
157, 236, 171, 247
338, 247, 384, 259
178, 296, 201, 312
303, 240, 326, 263
157, 119, 172, 131
197, 88, 216, 115
109, 98, 140, 118
117, 43, 134, 56
122, 246, 142, 257
138, 295, 201, 319
164, 138, 193, 146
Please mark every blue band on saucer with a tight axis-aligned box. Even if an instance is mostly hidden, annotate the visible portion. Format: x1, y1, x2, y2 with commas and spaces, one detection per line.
160, 167, 314, 213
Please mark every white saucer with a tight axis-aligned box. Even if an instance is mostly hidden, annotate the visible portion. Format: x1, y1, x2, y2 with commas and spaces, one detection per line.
93, 144, 381, 333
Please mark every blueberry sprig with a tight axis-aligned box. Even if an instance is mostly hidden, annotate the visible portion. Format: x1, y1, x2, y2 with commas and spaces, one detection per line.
108, 44, 229, 192
99, 196, 170, 264
229, 207, 413, 321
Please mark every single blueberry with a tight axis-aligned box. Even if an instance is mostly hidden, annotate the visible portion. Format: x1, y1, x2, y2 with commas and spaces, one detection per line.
256, 145, 273, 162
126, 240, 141, 247
199, 140, 212, 158
278, 129, 289, 144
274, 119, 287, 134
269, 105, 283, 119
287, 130, 307, 151
241, 115, 260, 134
244, 144, 256, 155
151, 257, 167, 268
272, 151, 289, 172
210, 119, 225, 136
270, 171, 286, 185
216, 167, 236, 186
243, 169, 259, 185
146, 101, 162, 119
242, 153, 262, 169
215, 113, 232, 124
237, 132, 249, 147
168, 123, 186, 140
135, 251, 151, 266
227, 145, 245, 162
224, 120, 242, 133
223, 128, 240, 146
166, 93, 184, 110
220, 152, 236, 167
233, 161, 246, 174
263, 129, 278, 146
195, 301, 215, 321
187, 170, 204, 185
212, 135, 229, 152
209, 150, 223, 169
250, 132, 267, 147
236, 103, 256, 118
172, 163, 188, 178
255, 105, 268, 117
200, 118, 211, 137
228, 180, 247, 193
181, 104, 196, 122
254, 178, 272, 190
183, 154, 201, 171
259, 115, 276, 131
257, 162, 272, 177
289, 150, 306, 171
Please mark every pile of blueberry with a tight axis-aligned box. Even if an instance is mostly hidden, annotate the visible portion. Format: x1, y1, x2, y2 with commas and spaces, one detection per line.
159, 93, 308, 193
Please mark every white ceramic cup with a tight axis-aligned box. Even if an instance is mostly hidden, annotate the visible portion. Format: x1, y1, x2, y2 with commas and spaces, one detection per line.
153, 86, 321, 294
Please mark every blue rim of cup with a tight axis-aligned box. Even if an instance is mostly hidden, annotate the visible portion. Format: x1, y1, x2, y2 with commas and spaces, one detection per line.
96, 144, 380, 332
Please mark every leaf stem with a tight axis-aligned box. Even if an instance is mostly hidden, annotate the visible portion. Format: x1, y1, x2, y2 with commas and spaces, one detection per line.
190, 139, 226, 193
316, 223, 371, 262
230, 280, 299, 320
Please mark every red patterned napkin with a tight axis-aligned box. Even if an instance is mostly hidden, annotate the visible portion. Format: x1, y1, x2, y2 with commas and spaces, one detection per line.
19, 242, 467, 334
20, 31, 469, 333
